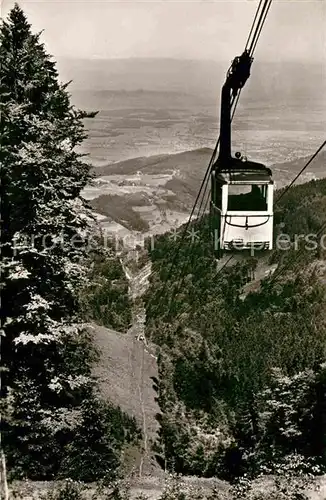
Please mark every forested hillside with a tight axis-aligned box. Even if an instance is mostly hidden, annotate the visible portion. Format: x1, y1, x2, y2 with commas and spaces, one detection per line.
0, 5, 137, 484
145, 176, 326, 480
80, 238, 132, 332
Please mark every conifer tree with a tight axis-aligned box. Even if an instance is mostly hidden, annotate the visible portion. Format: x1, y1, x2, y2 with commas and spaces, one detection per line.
0, 4, 103, 477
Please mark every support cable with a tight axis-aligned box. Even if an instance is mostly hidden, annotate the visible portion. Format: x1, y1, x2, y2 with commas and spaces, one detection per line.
147, 0, 273, 316
275, 140, 326, 204
266, 140, 326, 284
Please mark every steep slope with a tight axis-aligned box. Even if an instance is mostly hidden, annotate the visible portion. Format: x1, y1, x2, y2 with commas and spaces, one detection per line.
90, 160, 326, 484
91, 323, 160, 477
143, 173, 326, 478
90, 260, 159, 477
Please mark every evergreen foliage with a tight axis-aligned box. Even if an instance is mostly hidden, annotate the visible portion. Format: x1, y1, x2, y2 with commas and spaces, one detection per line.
80, 238, 132, 332
145, 178, 326, 478
0, 5, 139, 480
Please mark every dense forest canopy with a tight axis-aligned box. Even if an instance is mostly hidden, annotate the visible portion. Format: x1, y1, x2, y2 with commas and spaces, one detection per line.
145, 176, 326, 478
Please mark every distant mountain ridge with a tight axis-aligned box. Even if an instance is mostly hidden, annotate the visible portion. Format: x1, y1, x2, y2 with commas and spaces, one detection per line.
87, 148, 326, 234
57, 57, 323, 103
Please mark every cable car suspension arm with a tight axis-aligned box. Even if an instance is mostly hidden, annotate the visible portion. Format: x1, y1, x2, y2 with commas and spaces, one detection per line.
217, 0, 272, 166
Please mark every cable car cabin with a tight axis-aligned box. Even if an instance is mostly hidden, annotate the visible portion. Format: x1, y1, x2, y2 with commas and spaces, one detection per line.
211, 159, 273, 253
209, 49, 274, 253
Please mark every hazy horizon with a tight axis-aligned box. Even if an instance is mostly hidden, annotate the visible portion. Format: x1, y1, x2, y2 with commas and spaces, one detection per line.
56, 55, 324, 64
54, 57, 325, 98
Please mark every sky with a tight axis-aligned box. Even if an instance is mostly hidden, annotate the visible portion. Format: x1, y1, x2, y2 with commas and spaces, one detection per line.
1, 0, 325, 63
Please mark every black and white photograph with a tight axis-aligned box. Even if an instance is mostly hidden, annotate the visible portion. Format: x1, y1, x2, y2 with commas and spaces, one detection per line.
1, 0, 326, 498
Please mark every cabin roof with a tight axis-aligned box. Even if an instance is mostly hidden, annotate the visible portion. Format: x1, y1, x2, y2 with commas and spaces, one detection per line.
219, 172, 272, 183
212, 157, 273, 184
